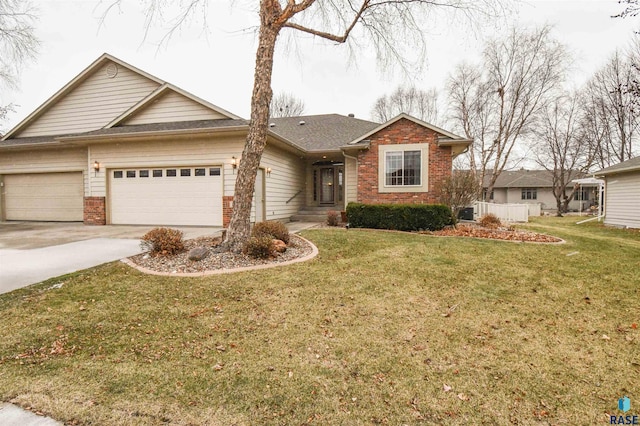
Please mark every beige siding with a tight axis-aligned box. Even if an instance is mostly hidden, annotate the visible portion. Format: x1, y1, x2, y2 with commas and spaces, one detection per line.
259, 144, 306, 221
17, 62, 159, 137
125, 91, 226, 125
345, 156, 357, 204
604, 172, 640, 228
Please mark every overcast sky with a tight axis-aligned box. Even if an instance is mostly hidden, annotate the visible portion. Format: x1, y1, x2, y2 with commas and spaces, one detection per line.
2, 0, 639, 130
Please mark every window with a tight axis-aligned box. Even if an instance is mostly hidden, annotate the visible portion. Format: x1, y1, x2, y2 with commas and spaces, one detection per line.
574, 188, 590, 201
139, 170, 149, 178
113, 171, 123, 179
209, 167, 221, 176
313, 170, 317, 201
385, 150, 421, 186
153, 170, 163, 177
126, 170, 136, 178
180, 169, 191, 177
166, 169, 177, 177
521, 188, 537, 200
482, 189, 494, 201
195, 168, 205, 176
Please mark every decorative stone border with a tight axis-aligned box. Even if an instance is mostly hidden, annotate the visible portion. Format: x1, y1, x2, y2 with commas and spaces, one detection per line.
121, 235, 319, 277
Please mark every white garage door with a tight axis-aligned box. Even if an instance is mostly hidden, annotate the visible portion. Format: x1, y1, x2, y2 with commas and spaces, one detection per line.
109, 166, 223, 226
4, 172, 84, 221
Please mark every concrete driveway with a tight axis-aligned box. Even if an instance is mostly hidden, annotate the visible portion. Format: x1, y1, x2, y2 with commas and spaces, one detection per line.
0, 222, 222, 294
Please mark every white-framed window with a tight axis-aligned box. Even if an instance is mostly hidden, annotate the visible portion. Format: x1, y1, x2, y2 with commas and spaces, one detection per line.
522, 188, 537, 200
378, 143, 429, 193
385, 150, 421, 186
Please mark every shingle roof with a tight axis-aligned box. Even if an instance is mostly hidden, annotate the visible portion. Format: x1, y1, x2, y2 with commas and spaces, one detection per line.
595, 156, 640, 176
484, 170, 586, 188
269, 114, 379, 151
0, 119, 249, 147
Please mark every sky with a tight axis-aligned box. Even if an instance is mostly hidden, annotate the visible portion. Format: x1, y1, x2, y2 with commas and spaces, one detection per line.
2, 0, 639, 131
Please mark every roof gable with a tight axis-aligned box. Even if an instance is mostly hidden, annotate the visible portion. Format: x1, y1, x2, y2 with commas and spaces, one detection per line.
347, 113, 470, 146
108, 84, 240, 127
2, 53, 241, 141
3, 54, 163, 140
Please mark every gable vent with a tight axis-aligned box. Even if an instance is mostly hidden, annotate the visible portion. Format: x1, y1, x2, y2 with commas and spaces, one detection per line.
105, 63, 118, 78
269, 122, 275, 127
299, 120, 306, 125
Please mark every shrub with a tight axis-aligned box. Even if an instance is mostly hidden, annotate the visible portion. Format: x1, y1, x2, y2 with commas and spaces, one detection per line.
346, 203, 454, 232
327, 210, 340, 227
140, 227, 185, 256
479, 213, 502, 229
252, 221, 290, 244
243, 235, 275, 259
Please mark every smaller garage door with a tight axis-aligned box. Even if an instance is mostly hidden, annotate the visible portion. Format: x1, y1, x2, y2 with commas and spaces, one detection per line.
109, 166, 223, 226
4, 172, 84, 221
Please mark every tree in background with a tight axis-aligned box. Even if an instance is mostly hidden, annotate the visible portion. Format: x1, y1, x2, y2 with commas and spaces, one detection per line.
104, 0, 507, 252
582, 50, 639, 169
0, 0, 39, 132
435, 170, 481, 224
371, 86, 439, 124
269, 92, 305, 118
533, 92, 596, 215
447, 26, 567, 198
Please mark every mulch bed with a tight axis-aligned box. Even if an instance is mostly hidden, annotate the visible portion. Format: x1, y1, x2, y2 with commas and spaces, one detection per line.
425, 224, 563, 243
128, 234, 314, 274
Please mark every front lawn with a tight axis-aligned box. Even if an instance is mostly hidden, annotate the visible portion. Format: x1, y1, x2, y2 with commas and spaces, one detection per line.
0, 217, 638, 424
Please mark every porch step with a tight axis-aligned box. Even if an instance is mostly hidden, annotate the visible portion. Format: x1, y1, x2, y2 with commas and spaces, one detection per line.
290, 206, 344, 223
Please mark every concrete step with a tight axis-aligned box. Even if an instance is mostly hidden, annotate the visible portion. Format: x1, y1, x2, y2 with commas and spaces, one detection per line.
298, 206, 344, 212
290, 214, 328, 222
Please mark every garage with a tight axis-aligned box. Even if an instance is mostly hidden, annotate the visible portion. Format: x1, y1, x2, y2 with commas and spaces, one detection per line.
109, 166, 223, 226
3, 172, 84, 221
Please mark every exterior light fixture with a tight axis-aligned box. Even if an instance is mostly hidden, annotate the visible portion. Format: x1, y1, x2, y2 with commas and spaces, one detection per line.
231, 156, 237, 169
93, 161, 100, 172
266, 167, 272, 177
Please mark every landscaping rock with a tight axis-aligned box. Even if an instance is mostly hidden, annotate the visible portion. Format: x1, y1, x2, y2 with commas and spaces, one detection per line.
272, 239, 287, 253
187, 247, 210, 261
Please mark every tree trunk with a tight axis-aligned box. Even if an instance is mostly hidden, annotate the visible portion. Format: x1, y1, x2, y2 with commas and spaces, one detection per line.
223, 4, 280, 253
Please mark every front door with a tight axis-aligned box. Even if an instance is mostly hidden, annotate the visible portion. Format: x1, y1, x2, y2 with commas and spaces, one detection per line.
254, 168, 266, 222
320, 167, 335, 204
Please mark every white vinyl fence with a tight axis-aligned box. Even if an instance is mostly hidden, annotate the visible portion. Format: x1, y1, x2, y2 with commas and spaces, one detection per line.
474, 202, 540, 222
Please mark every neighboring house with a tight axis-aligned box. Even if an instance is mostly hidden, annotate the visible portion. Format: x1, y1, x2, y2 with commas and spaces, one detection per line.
0, 53, 470, 227
482, 170, 595, 212
595, 156, 640, 229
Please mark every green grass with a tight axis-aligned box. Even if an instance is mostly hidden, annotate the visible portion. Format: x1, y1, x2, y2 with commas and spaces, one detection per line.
0, 217, 638, 425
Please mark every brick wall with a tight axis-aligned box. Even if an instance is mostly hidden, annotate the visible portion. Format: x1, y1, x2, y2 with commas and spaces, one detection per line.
84, 197, 106, 225
222, 195, 234, 227
357, 118, 453, 204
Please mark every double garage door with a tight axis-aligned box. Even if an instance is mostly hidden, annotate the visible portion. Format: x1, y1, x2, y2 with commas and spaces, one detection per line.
109, 166, 223, 226
4, 172, 84, 221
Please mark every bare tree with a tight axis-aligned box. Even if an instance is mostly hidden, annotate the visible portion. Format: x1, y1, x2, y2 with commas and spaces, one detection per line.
533, 92, 595, 215
0, 0, 38, 131
371, 86, 439, 124
103, 0, 507, 252
614, 0, 640, 18
447, 26, 567, 198
582, 50, 639, 168
435, 169, 481, 224
269, 92, 305, 117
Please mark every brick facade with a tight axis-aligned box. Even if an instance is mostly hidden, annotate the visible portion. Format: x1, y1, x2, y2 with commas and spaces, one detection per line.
84, 196, 106, 225
222, 195, 234, 227
356, 118, 453, 204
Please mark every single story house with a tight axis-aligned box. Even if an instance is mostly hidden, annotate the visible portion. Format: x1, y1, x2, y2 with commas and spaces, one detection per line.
595, 156, 640, 229
0, 53, 470, 227
482, 169, 596, 212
